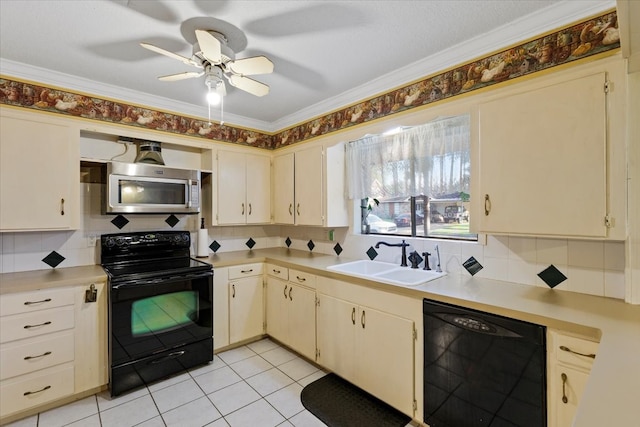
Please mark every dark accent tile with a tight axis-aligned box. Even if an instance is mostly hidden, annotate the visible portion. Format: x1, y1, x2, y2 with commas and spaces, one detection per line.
285, 237, 292, 247
209, 241, 221, 253
408, 251, 423, 267
307, 240, 315, 251
333, 243, 343, 256
538, 265, 567, 288
366, 247, 378, 260
42, 251, 65, 268
463, 256, 483, 276
246, 238, 256, 249
111, 215, 129, 230
165, 214, 179, 228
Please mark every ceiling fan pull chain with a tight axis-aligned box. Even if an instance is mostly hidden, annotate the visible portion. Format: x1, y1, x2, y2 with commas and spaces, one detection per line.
220, 94, 224, 126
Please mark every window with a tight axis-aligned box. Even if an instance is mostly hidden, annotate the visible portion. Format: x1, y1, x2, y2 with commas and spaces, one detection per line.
347, 115, 476, 241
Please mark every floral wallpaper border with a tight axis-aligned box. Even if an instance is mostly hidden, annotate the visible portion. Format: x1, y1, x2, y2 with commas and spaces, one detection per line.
0, 10, 620, 150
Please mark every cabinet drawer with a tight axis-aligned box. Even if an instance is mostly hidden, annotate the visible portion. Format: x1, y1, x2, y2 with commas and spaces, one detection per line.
266, 264, 288, 280
0, 363, 74, 417
0, 331, 75, 380
0, 306, 74, 344
228, 263, 263, 279
289, 269, 316, 288
0, 287, 74, 317
554, 334, 598, 370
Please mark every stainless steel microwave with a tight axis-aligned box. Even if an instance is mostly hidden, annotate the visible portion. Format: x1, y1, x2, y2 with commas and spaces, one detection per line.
105, 162, 200, 214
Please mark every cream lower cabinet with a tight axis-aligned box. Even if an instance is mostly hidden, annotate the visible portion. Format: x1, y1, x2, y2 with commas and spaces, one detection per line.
547, 330, 598, 427
0, 283, 106, 422
265, 266, 316, 360
316, 293, 415, 415
228, 264, 264, 344
0, 108, 79, 231
213, 267, 230, 350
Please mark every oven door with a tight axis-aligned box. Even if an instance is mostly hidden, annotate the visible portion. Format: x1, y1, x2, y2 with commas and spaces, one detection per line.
109, 270, 213, 396
109, 270, 213, 367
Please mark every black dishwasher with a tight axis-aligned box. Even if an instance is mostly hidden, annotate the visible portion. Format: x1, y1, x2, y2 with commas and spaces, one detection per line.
423, 299, 546, 427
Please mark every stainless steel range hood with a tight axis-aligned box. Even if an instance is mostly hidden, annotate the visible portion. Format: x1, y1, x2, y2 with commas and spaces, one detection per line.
134, 141, 165, 165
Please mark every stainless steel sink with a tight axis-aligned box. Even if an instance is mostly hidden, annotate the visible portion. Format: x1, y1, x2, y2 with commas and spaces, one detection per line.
327, 260, 446, 286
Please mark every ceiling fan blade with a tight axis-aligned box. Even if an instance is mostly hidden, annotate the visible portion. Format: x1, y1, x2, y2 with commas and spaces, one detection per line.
195, 29, 222, 64
228, 75, 270, 97
158, 71, 204, 81
140, 42, 200, 67
228, 56, 274, 76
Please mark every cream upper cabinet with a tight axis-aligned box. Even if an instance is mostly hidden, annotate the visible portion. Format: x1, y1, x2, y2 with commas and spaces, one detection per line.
0, 109, 79, 231
272, 143, 348, 227
272, 153, 295, 224
547, 330, 598, 427
217, 150, 270, 225
316, 292, 414, 415
474, 59, 626, 239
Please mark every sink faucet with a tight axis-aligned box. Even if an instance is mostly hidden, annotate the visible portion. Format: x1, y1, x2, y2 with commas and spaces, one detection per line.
434, 244, 442, 273
374, 240, 409, 267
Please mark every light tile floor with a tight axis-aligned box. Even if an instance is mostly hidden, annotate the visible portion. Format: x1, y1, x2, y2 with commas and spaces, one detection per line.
4, 339, 332, 427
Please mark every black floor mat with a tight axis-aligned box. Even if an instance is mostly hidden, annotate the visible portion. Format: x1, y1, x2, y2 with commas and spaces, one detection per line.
300, 373, 411, 427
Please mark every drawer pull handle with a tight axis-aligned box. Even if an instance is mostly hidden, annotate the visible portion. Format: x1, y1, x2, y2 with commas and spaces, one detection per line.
241, 269, 254, 274
232, 284, 236, 298
24, 351, 52, 360
272, 269, 281, 274
150, 350, 186, 365
24, 321, 52, 329
559, 345, 596, 359
60, 198, 65, 216
24, 385, 51, 396
283, 285, 288, 299
561, 373, 568, 404
289, 287, 292, 301
484, 194, 491, 216
361, 310, 366, 329
241, 203, 245, 215
24, 298, 52, 305
289, 203, 293, 216
351, 307, 356, 325
296, 276, 306, 282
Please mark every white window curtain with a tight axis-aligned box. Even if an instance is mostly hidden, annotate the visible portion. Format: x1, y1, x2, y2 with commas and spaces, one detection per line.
346, 115, 470, 200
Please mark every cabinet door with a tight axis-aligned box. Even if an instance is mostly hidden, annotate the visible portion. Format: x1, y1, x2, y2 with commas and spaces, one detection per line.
273, 153, 295, 224
295, 146, 324, 226
213, 267, 229, 350
0, 115, 78, 231
217, 151, 247, 224
245, 153, 271, 224
477, 72, 607, 237
356, 306, 414, 415
265, 276, 288, 343
316, 294, 356, 381
287, 283, 316, 361
74, 282, 108, 392
550, 365, 590, 427
229, 276, 264, 344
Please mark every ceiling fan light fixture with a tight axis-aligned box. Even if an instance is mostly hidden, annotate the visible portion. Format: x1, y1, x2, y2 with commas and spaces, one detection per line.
206, 81, 223, 105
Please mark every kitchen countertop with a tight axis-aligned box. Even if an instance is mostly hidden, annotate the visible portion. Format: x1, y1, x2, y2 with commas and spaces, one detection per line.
1, 249, 638, 426
206, 248, 640, 427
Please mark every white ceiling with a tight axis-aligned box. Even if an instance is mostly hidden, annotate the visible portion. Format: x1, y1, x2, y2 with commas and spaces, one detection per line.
0, 0, 615, 132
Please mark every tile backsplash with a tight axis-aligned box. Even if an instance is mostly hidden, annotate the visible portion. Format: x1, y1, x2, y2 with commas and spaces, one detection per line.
0, 184, 626, 301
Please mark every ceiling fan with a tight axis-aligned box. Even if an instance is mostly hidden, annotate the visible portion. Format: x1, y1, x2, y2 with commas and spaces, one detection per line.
140, 29, 274, 100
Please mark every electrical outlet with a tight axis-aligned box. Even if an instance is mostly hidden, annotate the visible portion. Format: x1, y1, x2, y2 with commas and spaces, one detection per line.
88, 235, 97, 247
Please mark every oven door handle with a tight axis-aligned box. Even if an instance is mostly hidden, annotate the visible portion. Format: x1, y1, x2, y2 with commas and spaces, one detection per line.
111, 270, 213, 289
